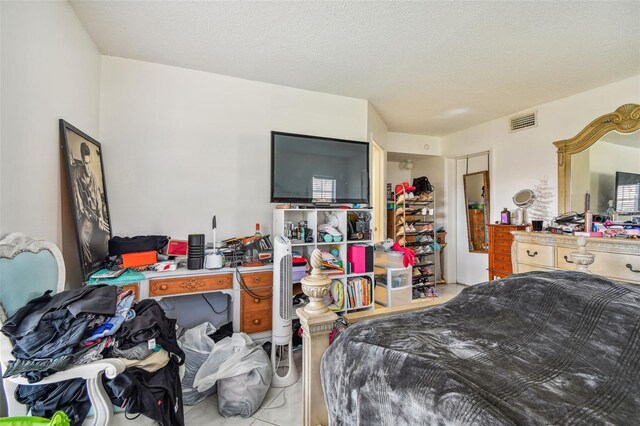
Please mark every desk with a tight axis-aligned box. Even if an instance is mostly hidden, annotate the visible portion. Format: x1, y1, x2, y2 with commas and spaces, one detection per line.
112, 264, 274, 335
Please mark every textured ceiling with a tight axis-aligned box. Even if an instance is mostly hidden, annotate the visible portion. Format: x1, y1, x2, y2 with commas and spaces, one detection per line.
69, 1, 640, 136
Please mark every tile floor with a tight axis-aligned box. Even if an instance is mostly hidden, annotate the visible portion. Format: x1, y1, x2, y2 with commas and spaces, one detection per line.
184, 350, 302, 426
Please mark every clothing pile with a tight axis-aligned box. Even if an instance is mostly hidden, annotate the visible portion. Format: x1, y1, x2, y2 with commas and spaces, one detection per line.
1, 285, 184, 426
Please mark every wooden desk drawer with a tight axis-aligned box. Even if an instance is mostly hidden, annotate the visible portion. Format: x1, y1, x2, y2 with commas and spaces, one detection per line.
149, 274, 232, 296
240, 288, 272, 313
122, 283, 139, 301
240, 271, 273, 289
241, 307, 272, 334
516, 244, 554, 267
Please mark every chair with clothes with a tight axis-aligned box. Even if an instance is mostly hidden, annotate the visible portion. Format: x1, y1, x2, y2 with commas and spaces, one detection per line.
0, 233, 126, 425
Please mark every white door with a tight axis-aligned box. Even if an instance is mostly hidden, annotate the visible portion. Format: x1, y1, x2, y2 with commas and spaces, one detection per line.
371, 140, 385, 242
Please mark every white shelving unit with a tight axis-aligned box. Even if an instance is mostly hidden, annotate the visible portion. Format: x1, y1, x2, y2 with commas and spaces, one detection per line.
273, 208, 375, 313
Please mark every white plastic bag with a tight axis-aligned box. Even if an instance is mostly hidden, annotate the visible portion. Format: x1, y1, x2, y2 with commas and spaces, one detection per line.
179, 322, 217, 405
193, 333, 273, 418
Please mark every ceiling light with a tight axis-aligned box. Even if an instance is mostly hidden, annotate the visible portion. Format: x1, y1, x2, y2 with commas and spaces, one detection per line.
401, 160, 414, 170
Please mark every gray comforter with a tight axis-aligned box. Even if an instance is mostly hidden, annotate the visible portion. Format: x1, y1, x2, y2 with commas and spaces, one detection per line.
321, 271, 640, 425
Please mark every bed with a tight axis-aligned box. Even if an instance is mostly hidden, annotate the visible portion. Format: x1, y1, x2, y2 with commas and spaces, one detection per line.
321, 270, 640, 425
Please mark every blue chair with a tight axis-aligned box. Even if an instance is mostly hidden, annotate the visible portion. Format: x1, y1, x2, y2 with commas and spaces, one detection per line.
0, 233, 125, 425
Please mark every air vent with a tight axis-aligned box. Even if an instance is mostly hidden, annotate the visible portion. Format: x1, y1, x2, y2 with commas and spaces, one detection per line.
510, 112, 537, 132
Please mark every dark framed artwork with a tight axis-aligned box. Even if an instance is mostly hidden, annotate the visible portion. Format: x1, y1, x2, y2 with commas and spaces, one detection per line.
60, 120, 112, 280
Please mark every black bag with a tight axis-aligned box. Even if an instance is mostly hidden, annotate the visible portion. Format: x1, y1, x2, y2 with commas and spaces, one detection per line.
412, 176, 433, 195
108, 235, 169, 256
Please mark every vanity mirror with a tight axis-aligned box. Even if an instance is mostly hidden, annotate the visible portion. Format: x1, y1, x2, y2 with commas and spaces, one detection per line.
463, 171, 490, 253
555, 104, 640, 215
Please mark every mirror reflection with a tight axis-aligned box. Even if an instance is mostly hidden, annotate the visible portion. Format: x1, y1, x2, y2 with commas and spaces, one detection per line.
570, 130, 640, 214
463, 171, 490, 252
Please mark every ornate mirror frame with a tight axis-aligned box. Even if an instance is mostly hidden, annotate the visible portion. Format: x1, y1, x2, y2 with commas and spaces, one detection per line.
554, 103, 640, 214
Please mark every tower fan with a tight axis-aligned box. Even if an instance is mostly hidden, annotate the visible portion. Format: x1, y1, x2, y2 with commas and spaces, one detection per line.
271, 236, 299, 387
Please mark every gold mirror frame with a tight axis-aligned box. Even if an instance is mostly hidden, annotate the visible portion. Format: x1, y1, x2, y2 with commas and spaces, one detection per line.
554, 103, 640, 214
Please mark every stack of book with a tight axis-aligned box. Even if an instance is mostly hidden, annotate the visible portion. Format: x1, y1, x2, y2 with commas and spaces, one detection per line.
346, 276, 372, 309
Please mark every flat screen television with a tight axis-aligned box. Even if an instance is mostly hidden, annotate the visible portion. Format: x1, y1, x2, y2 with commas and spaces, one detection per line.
271, 131, 369, 204
615, 171, 640, 214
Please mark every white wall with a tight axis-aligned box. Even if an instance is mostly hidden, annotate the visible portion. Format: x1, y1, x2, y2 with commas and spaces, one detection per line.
387, 132, 441, 156
0, 1, 101, 282
100, 57, 368, 242
441, 75, 640, 284
386, 162, 412, 188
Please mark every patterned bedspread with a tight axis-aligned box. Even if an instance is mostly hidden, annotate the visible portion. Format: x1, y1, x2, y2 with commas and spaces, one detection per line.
321, 271, 640, 425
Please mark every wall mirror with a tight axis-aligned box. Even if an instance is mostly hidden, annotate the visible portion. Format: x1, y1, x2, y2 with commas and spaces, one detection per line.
555, 104, 640, 215
463, 171, 490, 253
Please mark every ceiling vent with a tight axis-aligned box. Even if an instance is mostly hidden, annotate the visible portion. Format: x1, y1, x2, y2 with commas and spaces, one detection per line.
509, 112, 537, 132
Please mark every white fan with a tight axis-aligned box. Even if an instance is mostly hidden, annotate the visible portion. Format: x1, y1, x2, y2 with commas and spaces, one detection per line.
271, 236, 299, 387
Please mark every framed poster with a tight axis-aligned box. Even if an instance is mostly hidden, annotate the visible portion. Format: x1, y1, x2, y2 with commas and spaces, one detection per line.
60, 120, 112, 280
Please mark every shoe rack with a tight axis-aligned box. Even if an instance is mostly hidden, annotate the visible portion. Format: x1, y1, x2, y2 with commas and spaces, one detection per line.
393, 188, 439, 299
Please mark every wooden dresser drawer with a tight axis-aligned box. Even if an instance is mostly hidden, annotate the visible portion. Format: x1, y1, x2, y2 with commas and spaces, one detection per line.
558, 247, 640, 284
491, 260, 513, 274
240, 288, 272, 312
516, 263, 555, 274
149, 274, 232, 297
240, 271, 273, 289
516, 243, 554, 267
242, 308, 272, 334
493, 244, 512, 254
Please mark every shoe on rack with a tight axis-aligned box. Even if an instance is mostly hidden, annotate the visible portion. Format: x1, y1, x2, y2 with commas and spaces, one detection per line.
395, 227, 405, 237
398, 237, 406, 246
423, 246, 433, 254
407, 192, 415, 200
396, 194, 405, 204
413, 268, 421, 277
395, 207, 405, 216
407, 224, 416, 233
396, 216, 405, 226
419, 224, 433, 232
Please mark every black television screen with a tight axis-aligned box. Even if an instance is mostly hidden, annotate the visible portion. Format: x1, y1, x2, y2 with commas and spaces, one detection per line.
271, 132, 369, 204
615, 171, 640, 213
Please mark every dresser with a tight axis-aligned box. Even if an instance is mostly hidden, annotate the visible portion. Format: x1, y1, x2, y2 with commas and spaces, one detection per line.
511, 232, 640, 285
488, 224, 527, 280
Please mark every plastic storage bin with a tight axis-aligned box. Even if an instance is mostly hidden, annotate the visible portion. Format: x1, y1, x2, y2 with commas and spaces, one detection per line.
374, 266, 412, 307
374, 250, 404, 269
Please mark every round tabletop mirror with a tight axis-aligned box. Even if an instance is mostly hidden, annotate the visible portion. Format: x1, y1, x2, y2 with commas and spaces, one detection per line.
513, 189, 536, 207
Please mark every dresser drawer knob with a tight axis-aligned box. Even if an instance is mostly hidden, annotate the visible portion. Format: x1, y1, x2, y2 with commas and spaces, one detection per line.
254, 277, 261, 283
563, 255, 574, 264
626, 264, 640, 273
253, 319, 261, 325
253, 298, 260, 304
526, 250, 538, 257
160, 284, 168, 290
